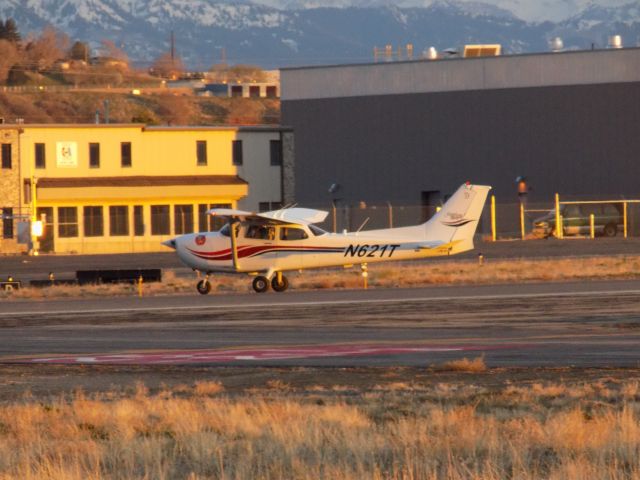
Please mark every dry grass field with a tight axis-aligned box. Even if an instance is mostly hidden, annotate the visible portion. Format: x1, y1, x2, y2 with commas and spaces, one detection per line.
3, 254, 640, 300
1, 363, 640, 479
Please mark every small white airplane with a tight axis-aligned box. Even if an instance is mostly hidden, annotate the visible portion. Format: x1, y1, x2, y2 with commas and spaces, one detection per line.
163, 182, 491, 294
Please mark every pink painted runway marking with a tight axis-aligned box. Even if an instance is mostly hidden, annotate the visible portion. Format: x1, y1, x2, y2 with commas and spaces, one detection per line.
3, 343, 525, 365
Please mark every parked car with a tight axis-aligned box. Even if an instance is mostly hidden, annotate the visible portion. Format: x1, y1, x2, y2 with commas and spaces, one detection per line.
532, 203, 623, 238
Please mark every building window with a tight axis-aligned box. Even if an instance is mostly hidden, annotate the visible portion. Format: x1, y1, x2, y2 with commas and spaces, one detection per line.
270, 140, 282, 166
259, 201, 283, 212
83, 206, 104, 237
150, 205, 170, 235
89, 143, 100, 168
249, 85, 260, 98
198, 204, 209, 232
210, 203, 231, 231
174, 205, 194, 234
121, 142, 132, 167
231, 85, 243, 97
58, 207, 78, 238
35, 143, 46, 169
232, 140, 243, 166
109, 206, 129, 236
2, 208, 13, 239
196, 140, 207, 166
1, 143, 11, 169
134, 205, 144, 236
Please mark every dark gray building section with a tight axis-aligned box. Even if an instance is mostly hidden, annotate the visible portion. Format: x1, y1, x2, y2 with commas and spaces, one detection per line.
281, 48, 640, 205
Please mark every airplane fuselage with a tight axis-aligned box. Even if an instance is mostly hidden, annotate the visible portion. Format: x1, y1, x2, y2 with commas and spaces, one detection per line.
173, 226, 461, 274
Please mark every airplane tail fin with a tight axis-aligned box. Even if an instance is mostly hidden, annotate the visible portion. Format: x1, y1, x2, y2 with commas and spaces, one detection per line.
424, 183, 491, 253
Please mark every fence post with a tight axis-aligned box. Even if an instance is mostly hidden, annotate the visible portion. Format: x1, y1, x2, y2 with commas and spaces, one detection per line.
623, 201, 628, 238
491, 195, 496, 242
520, 202, 525, 240
555, 193, 561, 239
332, 202, 337, 233
590, 214, 595, 239
387, 202, 393, 228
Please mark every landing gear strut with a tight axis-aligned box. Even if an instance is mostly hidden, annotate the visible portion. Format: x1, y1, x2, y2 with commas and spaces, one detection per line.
196, 275, 211, 295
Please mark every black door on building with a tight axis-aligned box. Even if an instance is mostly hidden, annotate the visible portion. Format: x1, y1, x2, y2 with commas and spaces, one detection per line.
37, 207, 54, 252
421, 191, 441, 223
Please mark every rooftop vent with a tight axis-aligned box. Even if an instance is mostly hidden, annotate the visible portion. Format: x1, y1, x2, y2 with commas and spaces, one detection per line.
608, 35, 623, 49
463, 44, 501, 57
550, 37, 564, 52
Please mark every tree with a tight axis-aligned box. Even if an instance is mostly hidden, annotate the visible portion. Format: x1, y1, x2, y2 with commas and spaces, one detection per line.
0, 19, 21, 44
100, 40, 128, 63
0, 40, 19, 84
24, 26, 69, 72
69, 41, 89, 61
150, 51, 184, 79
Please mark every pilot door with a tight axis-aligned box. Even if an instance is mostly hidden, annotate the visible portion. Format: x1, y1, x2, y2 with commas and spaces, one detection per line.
241, 223, 278, 269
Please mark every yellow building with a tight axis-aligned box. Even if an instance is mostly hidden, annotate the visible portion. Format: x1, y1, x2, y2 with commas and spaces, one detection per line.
0, 124, 294, 254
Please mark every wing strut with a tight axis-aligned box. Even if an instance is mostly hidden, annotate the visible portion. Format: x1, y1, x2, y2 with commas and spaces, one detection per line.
229, 218, 240, 271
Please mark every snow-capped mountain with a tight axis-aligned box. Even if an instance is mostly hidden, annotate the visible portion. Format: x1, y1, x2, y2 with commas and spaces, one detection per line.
1, 0, 638, 68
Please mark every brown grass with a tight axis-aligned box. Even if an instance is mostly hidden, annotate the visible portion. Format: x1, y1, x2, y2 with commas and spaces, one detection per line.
3, 255, 640, 300
436, 355, 488, 373
1, 379, 640, 479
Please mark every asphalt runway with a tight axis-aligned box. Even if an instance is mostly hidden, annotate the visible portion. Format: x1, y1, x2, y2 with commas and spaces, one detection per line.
2, 280, 640, 367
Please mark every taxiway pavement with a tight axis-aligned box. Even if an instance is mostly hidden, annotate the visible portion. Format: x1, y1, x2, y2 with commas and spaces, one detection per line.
2, 280, 640, 367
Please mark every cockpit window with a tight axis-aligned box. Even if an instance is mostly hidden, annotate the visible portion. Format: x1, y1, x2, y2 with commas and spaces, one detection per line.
219, 223, 239, 238
280, 227, 308, 241
245, 224, 276, 240
309, 224, 327, 236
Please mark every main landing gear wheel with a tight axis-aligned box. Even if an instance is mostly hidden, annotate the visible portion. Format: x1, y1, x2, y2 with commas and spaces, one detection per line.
252, 276, 270, 293
196, 279, 211, 295
271, 274, 289, 292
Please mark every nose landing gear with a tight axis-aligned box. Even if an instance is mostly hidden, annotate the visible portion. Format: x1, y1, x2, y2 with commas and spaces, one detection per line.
196, 278, 211, 295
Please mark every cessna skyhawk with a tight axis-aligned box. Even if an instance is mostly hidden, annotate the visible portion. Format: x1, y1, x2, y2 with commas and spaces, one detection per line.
163, 182, 491, 294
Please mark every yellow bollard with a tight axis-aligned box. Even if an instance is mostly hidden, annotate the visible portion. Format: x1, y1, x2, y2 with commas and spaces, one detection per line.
590, 214, 595, 239
138, 275, 143, 297
478, 253, 484, 266
554, 193, 561, 239
361, 264, 368, 289
491, 195, 496, 242
624, 202, 628, 239
520, 202, 525, 240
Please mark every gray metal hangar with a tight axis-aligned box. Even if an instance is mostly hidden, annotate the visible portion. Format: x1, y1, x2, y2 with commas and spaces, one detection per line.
281, 48, 640, 210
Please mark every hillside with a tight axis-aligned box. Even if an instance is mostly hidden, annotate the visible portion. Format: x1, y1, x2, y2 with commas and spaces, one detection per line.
0, 90, 280, 125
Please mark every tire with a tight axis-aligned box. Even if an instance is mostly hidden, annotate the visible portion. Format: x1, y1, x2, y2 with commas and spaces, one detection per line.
603, 223, 617, 237
252, 276, 269, 293
271, 274, 289, 292
196, 279, 211, 295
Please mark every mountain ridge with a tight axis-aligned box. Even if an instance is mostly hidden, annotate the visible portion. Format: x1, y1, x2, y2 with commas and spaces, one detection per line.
0, 0, 638, 68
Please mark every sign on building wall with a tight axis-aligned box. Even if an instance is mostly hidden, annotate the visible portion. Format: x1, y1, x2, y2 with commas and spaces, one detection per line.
56, 142, 78, 168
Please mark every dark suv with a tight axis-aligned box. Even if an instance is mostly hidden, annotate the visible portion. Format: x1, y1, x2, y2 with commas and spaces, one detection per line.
532, 203, 623, 238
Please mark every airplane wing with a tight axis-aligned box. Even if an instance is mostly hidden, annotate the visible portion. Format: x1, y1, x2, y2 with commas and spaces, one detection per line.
207, 207, 328, 225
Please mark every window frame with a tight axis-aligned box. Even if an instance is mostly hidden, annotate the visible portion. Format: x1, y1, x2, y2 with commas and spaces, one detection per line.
83, 206, 104, 237
89, 142, 100, 168
270, 139, 282, 166
196, 140, 207, 166
57, 207, 79, 238
174, 204, 194, 235
2, 208, 13, 239
133, 205, 145, 236
109, 205, 129, 236
150, 205, 170, 235
35, 143, 46, 169
121, 142, 132, 168
232, 140, 243, 166
1, 143, 11, 169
